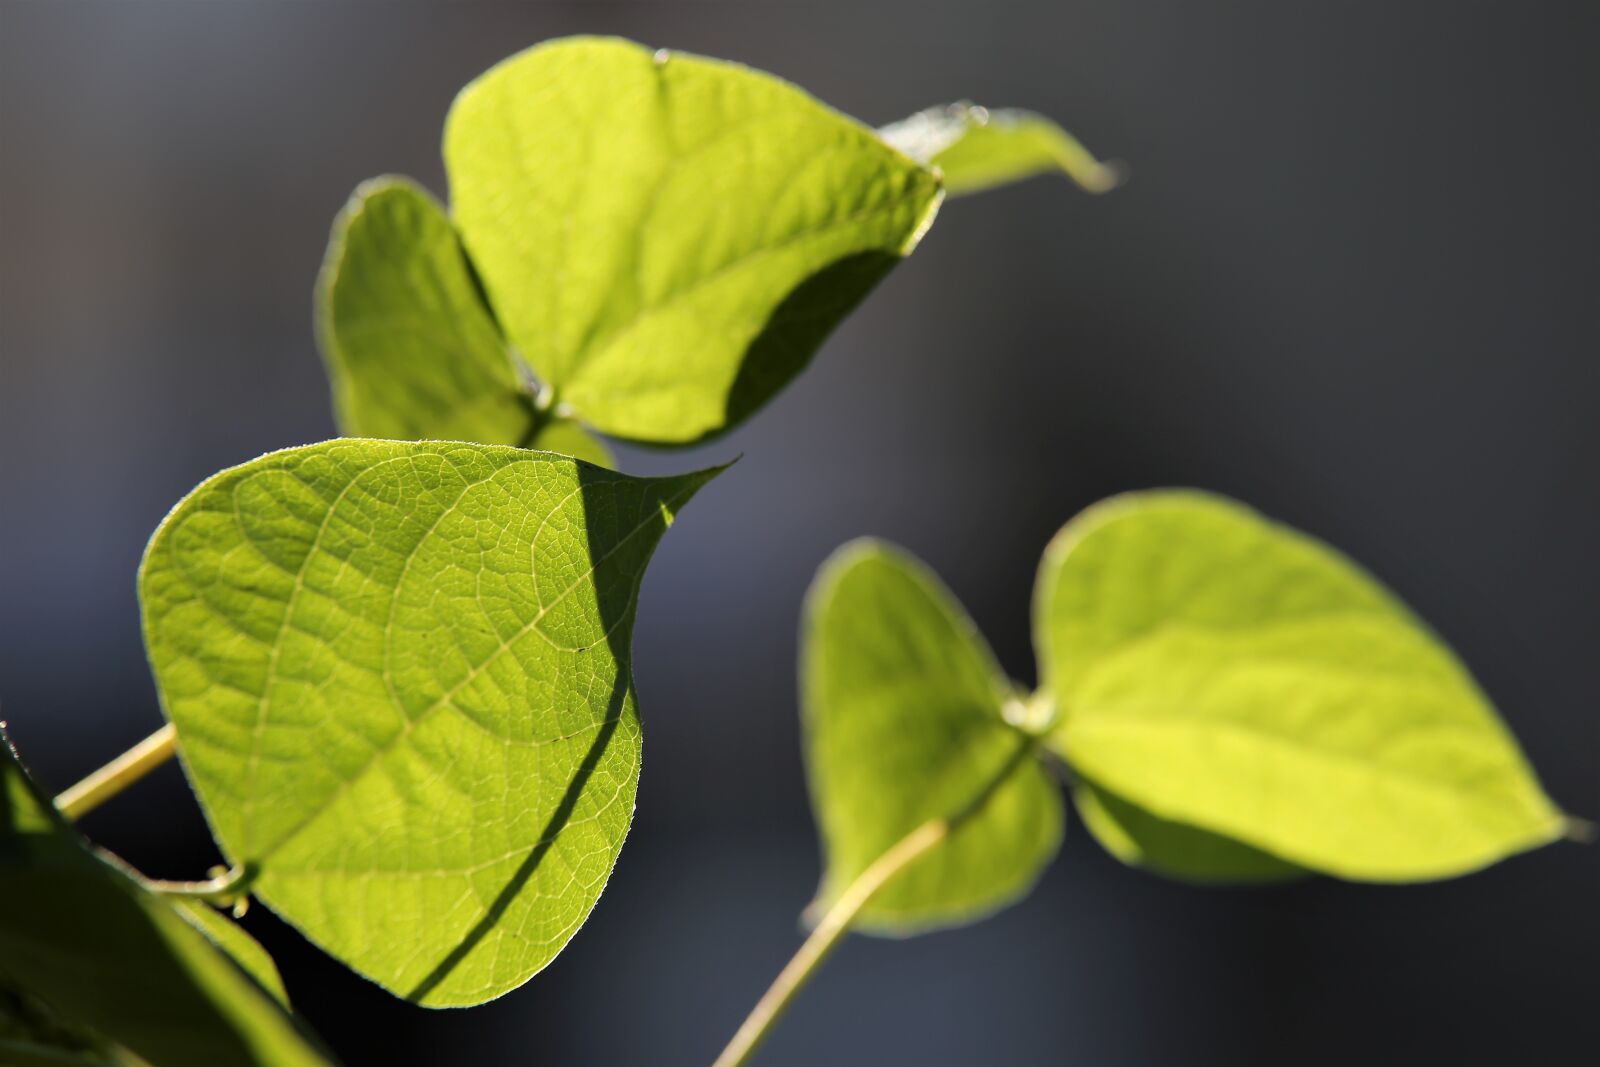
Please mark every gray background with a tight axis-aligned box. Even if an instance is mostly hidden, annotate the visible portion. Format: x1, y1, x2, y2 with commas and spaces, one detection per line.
2, 2, 1595, 1064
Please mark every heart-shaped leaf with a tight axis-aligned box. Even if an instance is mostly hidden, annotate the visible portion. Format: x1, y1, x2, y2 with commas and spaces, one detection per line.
443, 36, 943, 444
140, 440, 718, 1005
879, 103, 1121, 197
1034, 490, 1566, 881
0, 730, 331, 1066
316, 177, 613, 465
804, 541, 1061, 932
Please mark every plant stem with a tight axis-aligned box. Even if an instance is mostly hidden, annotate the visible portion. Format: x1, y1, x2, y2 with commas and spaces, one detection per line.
142, 863, 255, 904
711, 736, 1038, 1067
53, 722, 178, 821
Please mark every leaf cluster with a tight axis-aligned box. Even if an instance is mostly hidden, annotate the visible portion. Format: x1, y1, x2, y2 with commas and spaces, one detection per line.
1, 33, 1570, 1067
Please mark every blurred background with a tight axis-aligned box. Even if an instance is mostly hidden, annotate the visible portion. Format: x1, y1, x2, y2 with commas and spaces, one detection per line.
2, 2, 1596, 1064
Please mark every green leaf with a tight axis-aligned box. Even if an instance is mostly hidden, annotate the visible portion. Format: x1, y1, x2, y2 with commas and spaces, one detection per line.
317, 178, 616, 463
316, 177, 534, 445
1034, 490, 1565, 881
880, 103, 1122, 198
173, 903, 289, 1007
0, 731, 332, 1066
140, 440, 718, 1005
443, 36, 943, 444
1072, 781, 1302, 884
803, 540, 1061, 933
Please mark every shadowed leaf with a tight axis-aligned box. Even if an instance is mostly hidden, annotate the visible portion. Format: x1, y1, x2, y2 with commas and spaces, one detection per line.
0, 731, 331, 1066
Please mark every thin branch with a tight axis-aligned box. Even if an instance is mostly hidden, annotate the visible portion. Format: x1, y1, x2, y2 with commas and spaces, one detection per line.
711, 735, 1038, 1067
53, 722, 178, 821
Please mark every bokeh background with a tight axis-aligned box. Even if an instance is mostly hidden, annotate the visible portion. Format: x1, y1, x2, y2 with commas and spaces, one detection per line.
2, 2, 1596, 1064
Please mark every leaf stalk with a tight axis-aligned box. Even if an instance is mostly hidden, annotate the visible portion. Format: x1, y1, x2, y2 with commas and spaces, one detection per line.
711, 735, 1038, 1067
53, 722, 178, 821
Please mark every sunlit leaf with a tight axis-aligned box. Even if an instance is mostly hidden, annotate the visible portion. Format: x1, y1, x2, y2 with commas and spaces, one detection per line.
0, 731, 331, 1065
140, 440, 719, 1005
803, 541, 1061, 932
1034, 490, 1565, 881
880, 103, 1121, 197
443, 36, 943, 443
316, 177, 534, 445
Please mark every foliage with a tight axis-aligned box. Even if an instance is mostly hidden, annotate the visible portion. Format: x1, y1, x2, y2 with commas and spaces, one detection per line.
5, 32, 1573, 1067
141, 440, 717, 1006
804, 492, 1564, 933
317, 36, 1117, 454
0, 732, 331, 1066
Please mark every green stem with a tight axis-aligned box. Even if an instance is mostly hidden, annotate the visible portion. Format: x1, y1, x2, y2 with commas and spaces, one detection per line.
711, 735, 1039, 1067
53, 723, 178, 821
142, 863, 256, 904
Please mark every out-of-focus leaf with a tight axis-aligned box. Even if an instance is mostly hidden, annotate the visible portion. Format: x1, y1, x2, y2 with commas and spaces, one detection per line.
1034, 490, 1565, 881
1072, 780, 1303, 884
0, 730, 331, 1066
880, 103, 1121, 197
173, 902, 289, 1007
316, 177, 535, 445
803, 540, 1061, 933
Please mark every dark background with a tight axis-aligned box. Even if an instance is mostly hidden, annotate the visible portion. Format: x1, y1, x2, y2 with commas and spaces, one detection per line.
2, 2, 1595, 1064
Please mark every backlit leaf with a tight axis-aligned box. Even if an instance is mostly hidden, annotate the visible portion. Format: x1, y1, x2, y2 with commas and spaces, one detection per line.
1034, 490, 1565, 881
443, 36, 943, 443
0, 731, 331, 1066
316, 177, 534, 446
880, 103, 1121, 197
804, 541, 1061, 933
316, 178, 615, 463
140, 440, 718, 1005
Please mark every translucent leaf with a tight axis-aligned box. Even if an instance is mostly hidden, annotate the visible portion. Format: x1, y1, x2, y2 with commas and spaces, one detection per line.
140, 440, 719, 1005
1034, 490, 1566, 881
316, 178, 532, 443
803, 541, 1061, 933
315, 178, 618, 465
0, 731, 332, 1066
444, 36, 942, 444
880, 103, 1122, 197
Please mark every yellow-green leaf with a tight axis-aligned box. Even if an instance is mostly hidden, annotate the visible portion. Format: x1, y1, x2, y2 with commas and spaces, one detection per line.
804, 541, 1061, 933
316, 178, 532, 443
443, 36, 942, 443
1035, 490, 1565, 881
140, 440, 718, 1005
